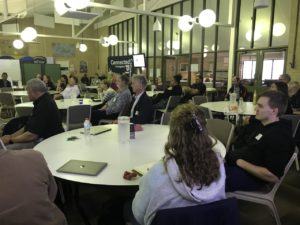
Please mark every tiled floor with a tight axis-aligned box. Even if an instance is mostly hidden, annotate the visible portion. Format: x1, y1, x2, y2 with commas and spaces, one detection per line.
60, 167, 300, 225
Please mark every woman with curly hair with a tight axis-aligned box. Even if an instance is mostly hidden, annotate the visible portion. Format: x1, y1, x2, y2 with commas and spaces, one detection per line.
132, 104, 226, 225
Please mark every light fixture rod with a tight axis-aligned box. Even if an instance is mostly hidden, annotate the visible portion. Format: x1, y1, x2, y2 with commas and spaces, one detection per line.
3, 0, 8, 18
75, 14, 102, 38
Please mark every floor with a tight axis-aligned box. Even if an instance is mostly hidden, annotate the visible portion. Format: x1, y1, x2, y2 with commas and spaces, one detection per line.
60, 166, 300, 225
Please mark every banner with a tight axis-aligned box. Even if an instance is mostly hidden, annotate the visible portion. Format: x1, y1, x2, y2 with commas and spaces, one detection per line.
108, 56, 133, 74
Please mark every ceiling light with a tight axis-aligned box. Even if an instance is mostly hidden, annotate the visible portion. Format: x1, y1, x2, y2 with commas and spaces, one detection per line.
273, 23, 286, 37
153, 19, 162, 32
203, 46, 209, 58
198, 9, 216, 28
245, 30, 262, 41
79, 43, 87, 52
178, 15, 194, 32
54, 0, 69, 15
108, 35, 118, 46
166, 40, 180, 50
211, 44, 220, 51
65, 0, 90, 10
254, 0, 269, 9
13, 39, 24, 49
21, 27, 37, 42
100, 37, 110, 47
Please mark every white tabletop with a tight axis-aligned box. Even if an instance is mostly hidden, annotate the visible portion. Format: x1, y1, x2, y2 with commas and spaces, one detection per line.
201, 101, 256, 116
34, 124, 226, 186
85, 86, 98, 89
206, 87, 217, 93
15, 98, 102, 110
5, 90, 58, 97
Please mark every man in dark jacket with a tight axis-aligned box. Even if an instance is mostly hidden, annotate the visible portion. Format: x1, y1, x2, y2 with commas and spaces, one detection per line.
225, 91, 294, 191
129, 75, 154, 124
225, 76, 248, 101
0, 72, 12, 88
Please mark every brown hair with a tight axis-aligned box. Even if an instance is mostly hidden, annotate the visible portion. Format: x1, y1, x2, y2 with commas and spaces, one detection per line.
259, 90, 288, 116
164, 103, 220, 188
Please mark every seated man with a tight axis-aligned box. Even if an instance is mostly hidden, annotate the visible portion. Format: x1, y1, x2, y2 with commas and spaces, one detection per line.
279, 73, 291, 84
0, 72, 12, 88
225, 76, 248, 101
191, 75, 206, 96
225, 91, 294, 192
152, 74, 183, 109
129, 75, 154, 124
0, 148, 67, 224
1, 79, 64, 150
54, 75, 80, 99
91, 74, 132, 125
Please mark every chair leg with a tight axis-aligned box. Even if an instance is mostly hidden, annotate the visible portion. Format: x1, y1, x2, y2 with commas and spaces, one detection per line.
267, 201, 281, 225
295, 158, 300, 171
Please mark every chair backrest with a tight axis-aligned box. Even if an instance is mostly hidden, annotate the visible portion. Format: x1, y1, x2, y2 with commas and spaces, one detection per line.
15, 106, 33, 117
0, 93, 15, 106
165, 96, 181, 111
269, 146, 298, 198
192, 95, 208, 105
280, 115, 300, 138
151, 198, 240, 225
199, 106, 213, 119
206, 119, 235, 151
160, 112, 171, 125
66, 105, 91, 131
21, 95, 30, 103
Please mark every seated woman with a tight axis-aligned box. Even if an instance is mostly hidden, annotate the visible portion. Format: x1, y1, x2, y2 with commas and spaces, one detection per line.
0, 147, 67, 225
152, 74, 183, 109
132, 104, 226, 225
91, 74, 132, 125
97, 79, 117, 103
42, 74, 56, 91
56, 75, 68, 92
270, 81, 293, 114
54, 75, 80, 99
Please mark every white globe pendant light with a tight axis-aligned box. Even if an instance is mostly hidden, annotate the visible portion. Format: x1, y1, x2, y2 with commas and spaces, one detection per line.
273, 23, 286, 37
21, 27, 37, 42
108, 35, 118, 46
54, 0, 69, 15
198, 9, 216, 28
79, 43, 87, 52
100, 37, 110, 47
178, 15, 194, 32
13, 39, 24, 49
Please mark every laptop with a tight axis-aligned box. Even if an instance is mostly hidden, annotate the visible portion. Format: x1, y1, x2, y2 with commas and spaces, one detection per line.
57, 160, 107, 176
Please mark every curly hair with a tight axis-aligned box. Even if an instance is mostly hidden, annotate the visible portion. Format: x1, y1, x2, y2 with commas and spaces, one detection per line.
164, 104, 220, 188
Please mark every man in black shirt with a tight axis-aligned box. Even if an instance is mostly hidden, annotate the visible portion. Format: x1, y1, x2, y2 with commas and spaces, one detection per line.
191, 75, 206, 96
225, 91, 294, 191
1, 79, 64, 150
0, 72, 12, 88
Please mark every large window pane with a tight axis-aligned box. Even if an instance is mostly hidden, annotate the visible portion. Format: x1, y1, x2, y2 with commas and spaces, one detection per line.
238, 1, 253, 49
182, 1, 191, 54
255, 7, 271, 48
273, 0, 291, 46
164, 8, 172, 56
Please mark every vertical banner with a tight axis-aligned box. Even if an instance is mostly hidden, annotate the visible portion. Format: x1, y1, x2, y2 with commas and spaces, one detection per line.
108, 56, 133, 74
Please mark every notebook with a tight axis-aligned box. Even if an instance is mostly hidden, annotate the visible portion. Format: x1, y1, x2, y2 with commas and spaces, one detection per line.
57, 160, 107, 176
90, 127, 112, 136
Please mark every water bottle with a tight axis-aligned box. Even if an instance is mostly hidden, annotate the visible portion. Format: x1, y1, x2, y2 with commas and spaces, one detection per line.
83, 118, 91, 136
238, 97, 244, 113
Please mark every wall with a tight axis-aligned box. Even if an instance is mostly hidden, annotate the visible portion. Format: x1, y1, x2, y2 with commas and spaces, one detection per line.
287, 0, 300, 81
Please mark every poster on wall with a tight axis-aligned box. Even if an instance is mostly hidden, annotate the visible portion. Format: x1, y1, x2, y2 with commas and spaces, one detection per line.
80, 60, 88, 73
52, 43, 75, 57
108, 56, 133, 74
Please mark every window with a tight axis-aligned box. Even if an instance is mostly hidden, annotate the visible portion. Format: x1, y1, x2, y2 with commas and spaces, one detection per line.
262, 59, 284, 80
242, 60, 256, 79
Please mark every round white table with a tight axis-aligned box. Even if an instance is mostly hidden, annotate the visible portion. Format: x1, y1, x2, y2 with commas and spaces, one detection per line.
34, 124, 226, 186
146, 91, 164, 97
15, 98, 102, 110
5, 90, 58, 97
201, 101, 256, 116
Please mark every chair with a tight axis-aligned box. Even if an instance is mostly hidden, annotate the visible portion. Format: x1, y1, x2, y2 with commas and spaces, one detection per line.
227, 147, 299, 225
206, 119, 235, 151
0, 92, 16, 120
15, 106, 32, 117
98, 102, 131, 125
160, 112, 171, 125
280, 114, 300, 171
66, 105, 91, 131
199, 106, 213, 119
154, 95, 182, 123
21, 95, 30, 103
192, 95, 208, 105
151, 198, 240, 225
